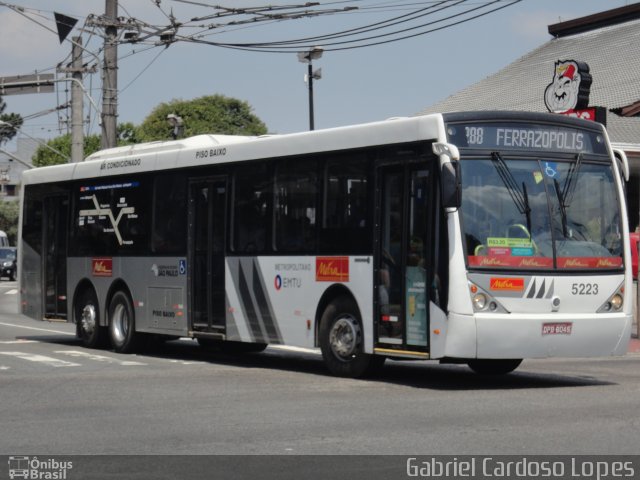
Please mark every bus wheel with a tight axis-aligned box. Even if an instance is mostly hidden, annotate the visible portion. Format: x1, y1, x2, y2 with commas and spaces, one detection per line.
108, 291, 139, 353
75, 288, 107, 348
467, 359, 522, 375
319, 296, 383, 378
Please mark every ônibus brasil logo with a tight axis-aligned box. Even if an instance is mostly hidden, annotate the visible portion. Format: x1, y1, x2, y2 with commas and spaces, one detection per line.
8, 456, 73, 479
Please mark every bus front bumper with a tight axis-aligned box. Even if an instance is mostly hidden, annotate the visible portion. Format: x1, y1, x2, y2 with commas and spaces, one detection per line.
442, 312, 632, 359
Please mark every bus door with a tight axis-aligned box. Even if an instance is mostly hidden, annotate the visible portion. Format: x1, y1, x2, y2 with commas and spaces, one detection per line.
375, 163, 432, 353
188, 177, 227, 333
42, 194, 69, 319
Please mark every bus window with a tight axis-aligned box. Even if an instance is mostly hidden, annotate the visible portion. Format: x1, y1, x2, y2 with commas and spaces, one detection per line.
233, 164, 271, 253
152, 173, 187, 254
274, 158, 317, 252
321, 157, 371, 253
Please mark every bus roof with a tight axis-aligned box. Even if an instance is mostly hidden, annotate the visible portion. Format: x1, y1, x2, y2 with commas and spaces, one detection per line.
20, 111, 607, 186
20, 115, 446, 186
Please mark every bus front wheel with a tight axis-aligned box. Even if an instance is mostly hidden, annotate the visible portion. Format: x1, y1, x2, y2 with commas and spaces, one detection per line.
108, 291, 139, 353
75, 288, 107, 348
467, 359, 522, 375
319, 296, 384, 378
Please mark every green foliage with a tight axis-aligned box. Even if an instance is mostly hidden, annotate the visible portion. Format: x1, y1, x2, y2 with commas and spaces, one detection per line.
136, 94, 267, 141
0, 95, 23, 144
31, 95, 267, 166
32, 133, 101, 167
0, 199, 19, 245
31, 123, 138, 167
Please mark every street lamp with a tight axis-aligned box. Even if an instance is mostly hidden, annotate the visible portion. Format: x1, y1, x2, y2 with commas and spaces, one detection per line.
297, 46, 323, 131
166, 114, 184, 140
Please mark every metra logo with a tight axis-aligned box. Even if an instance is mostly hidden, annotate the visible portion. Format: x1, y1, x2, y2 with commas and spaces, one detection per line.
490, 277, 524, 291
92, 258, 113, 277
563, 258, 590, 268
596, 258, 621, 268
316, 256, 349, 282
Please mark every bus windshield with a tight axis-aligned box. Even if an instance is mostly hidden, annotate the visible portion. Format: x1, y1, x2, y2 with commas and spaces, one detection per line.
461, 155, 623, 270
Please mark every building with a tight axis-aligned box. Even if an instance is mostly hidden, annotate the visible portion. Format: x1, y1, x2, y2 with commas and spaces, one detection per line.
417, 3, 640, 230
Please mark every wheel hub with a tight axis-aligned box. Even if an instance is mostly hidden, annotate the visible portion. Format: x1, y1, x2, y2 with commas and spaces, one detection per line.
329, 316, 361, 359
81, 305, 96, 334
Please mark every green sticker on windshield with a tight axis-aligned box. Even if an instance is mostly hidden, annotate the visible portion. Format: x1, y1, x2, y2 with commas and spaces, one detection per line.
487, 237, 533, 248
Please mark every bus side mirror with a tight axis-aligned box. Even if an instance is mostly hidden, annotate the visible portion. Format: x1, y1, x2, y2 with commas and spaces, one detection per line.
441, 161, 461, 210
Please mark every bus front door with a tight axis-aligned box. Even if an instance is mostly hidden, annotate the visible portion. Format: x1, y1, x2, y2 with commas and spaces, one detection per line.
189, 177, 227, 333
43, 194, 69, 319
376, 164, 431, 355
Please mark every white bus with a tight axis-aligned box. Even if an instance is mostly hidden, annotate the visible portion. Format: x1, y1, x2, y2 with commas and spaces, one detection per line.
18, 111, 632, 377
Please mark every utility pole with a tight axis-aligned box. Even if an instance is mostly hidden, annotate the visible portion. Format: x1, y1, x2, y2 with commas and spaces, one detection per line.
70, 36, 84, 162
101, 0, 118, 149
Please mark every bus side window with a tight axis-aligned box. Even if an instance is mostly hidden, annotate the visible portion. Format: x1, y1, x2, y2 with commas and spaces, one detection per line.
320, 157, 371, 253
233, 164, 271, 253
274, 158, 318, 252
152, 173, 187, 254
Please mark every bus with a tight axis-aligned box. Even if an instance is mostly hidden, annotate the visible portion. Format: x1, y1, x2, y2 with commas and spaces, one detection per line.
18, 111, 632, 377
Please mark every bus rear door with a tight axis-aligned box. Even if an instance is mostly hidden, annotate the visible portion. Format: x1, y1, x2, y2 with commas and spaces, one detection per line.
43, 194, 69, 319
188, 177, 228, 335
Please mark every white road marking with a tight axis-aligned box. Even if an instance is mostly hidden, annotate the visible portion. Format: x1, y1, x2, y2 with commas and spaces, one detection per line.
0, 339, 38, 344
0, 351, 80, 367
0, 321, 75, 336
5, 289, 17, 295
55, 350, 147, 366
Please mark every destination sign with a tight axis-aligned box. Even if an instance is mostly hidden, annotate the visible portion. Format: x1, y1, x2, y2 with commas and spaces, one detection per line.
446, 122, 607, 154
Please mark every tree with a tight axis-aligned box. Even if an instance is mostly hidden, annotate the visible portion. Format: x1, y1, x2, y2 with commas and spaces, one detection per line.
33, 133, 101, 167
0, 95, 23, 144
32, 122, 139, 167
136, 94, 267, 142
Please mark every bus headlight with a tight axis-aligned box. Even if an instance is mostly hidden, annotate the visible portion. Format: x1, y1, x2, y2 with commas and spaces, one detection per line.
473, 293, 487, 311
610, 294, 623, 310
597, 284, 624, 313
469, 281, 509, 313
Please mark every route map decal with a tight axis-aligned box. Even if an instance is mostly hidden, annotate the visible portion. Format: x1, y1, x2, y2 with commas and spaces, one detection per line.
78, 181, 139, 246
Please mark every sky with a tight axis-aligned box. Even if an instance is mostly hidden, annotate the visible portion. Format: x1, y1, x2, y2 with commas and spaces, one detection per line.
0, 0, 632, 149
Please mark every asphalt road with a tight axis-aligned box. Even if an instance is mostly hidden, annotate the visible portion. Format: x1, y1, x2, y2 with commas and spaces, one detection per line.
1, 280, 639, 456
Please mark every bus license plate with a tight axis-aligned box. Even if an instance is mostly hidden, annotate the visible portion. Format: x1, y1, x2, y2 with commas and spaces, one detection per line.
542, 322, 573, 335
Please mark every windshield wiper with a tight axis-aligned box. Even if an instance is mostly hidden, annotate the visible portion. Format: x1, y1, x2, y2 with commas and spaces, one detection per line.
554, 178, 569, 237
561, 153, 583, 208
491, 152, 532, 238
552, 153, 583, 239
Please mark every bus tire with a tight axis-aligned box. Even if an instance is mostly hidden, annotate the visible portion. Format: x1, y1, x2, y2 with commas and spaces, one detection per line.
75, 288, 107, 348
467, 359, 522, 375
319, 296, 383, 378
108, 291, 139, 353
